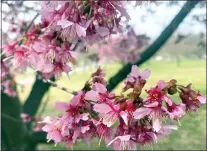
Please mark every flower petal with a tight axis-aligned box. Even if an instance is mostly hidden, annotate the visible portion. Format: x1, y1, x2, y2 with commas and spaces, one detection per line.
93, 103, 112, 114
120, 111, 128, 125
144, 102, 159, 108
146, 132, 157, 143
131, 65, 139, 77
157, 80, 166, 90
84, 90, 99, 102
81, 125, 90, 133
197, 95, 206, 104
94, 83, 107, 93
163, 96, 173, 106
57, 19, 74, 28
133, 107, 152, 119
152, 118, 161, 132
140, 69, 151, 79
96, 27, 109, 37
55, 102, 69, 111
75, 24, 86, 37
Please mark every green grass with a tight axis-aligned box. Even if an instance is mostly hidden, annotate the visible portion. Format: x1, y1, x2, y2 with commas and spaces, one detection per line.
16, 59, 206, 150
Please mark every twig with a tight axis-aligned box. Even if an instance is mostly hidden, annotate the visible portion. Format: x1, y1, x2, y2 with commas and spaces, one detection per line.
43, 79, 77, 95
1, 113, 22, 123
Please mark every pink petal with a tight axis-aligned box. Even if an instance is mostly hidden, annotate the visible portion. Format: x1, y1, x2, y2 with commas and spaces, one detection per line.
146, 132, 157, 143
117, 135, 131, 141
120, 111, 128, 125
152, 118, 161, 132
127, 76, 135, 83
157, 80, 166, 90
140, 69, 151, 79
93, 103, 112, 114
96, 27, 109, 37
133, 107, 152, 119
159, 125, 178, 135
69, 95, 80, 106
197, 95, 206, 104
32, 42, 46, 53
144, 102, 159, 108
57, 19, 74, 28
42, 125, 53, 132
70, 51, 78, 59
75, 24, 86, 37
55, 102, 69, 111
163, 96, 173, 106
62, 64, 71, 73
84, 90, 99, 102
81, 125, 90, 133
42, 64, 54, 73
107, 137, 118, 147
163, 125, 178, 130
52, 130, 63, 143
94, 83, 107, 93
81, 113, 89, 121
131, 65, 139, 77
75, 114, 81, 123
72, 127, 81, 143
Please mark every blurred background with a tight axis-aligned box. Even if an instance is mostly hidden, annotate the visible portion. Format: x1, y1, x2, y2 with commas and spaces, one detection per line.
1, 1, 206, 150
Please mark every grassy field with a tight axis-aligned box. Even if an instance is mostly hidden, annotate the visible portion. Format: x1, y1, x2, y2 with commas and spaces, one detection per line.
16, 59, 206, 150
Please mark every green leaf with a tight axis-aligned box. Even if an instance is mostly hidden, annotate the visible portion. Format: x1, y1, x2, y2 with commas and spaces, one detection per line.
1, 92, 31, 150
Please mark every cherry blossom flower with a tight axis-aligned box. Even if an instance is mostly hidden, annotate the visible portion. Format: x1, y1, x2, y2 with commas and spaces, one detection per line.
93, 100, 120, 127
107, 135, 137, 150
166, 103, 186, 120
123, 65, 150, 92
178, 84, 206, 112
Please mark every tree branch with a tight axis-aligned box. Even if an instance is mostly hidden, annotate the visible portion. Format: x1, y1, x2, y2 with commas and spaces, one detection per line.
23, 75, 54, 117
107, 0, 200, 91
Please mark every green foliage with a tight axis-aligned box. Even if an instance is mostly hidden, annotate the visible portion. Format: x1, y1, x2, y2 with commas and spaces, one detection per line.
1, 93, 31, 150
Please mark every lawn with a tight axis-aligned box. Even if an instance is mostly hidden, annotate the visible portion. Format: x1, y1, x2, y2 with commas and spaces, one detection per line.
15, 59, 206, 150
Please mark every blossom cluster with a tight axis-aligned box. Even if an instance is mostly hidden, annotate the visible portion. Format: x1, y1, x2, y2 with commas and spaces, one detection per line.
2, 1, 131, 79
94, 27, 150, 63
41, 65, 206, 150
1, 60, 16, 97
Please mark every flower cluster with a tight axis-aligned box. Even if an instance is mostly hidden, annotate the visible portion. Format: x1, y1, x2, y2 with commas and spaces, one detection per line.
1, 60, 16, 97
42, 65, 206, 150
94, 27, 150, 63
2, 1, 130, 79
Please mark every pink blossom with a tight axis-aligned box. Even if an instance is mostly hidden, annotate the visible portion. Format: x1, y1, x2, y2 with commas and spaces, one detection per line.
107, 135, 137, 150
157, 125, 178, 136
42, 118, 63, 143
138, 131, 157, 146
93, 101, 120, 127
123, 65, 150, 91
20, 113, 31, 123
166, 103, 186, 120
3, 41, 18, 56
144, 80, 173, 106
95, 122, 112, 144
133, 104, 166, 132
84, 83, 110, 102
